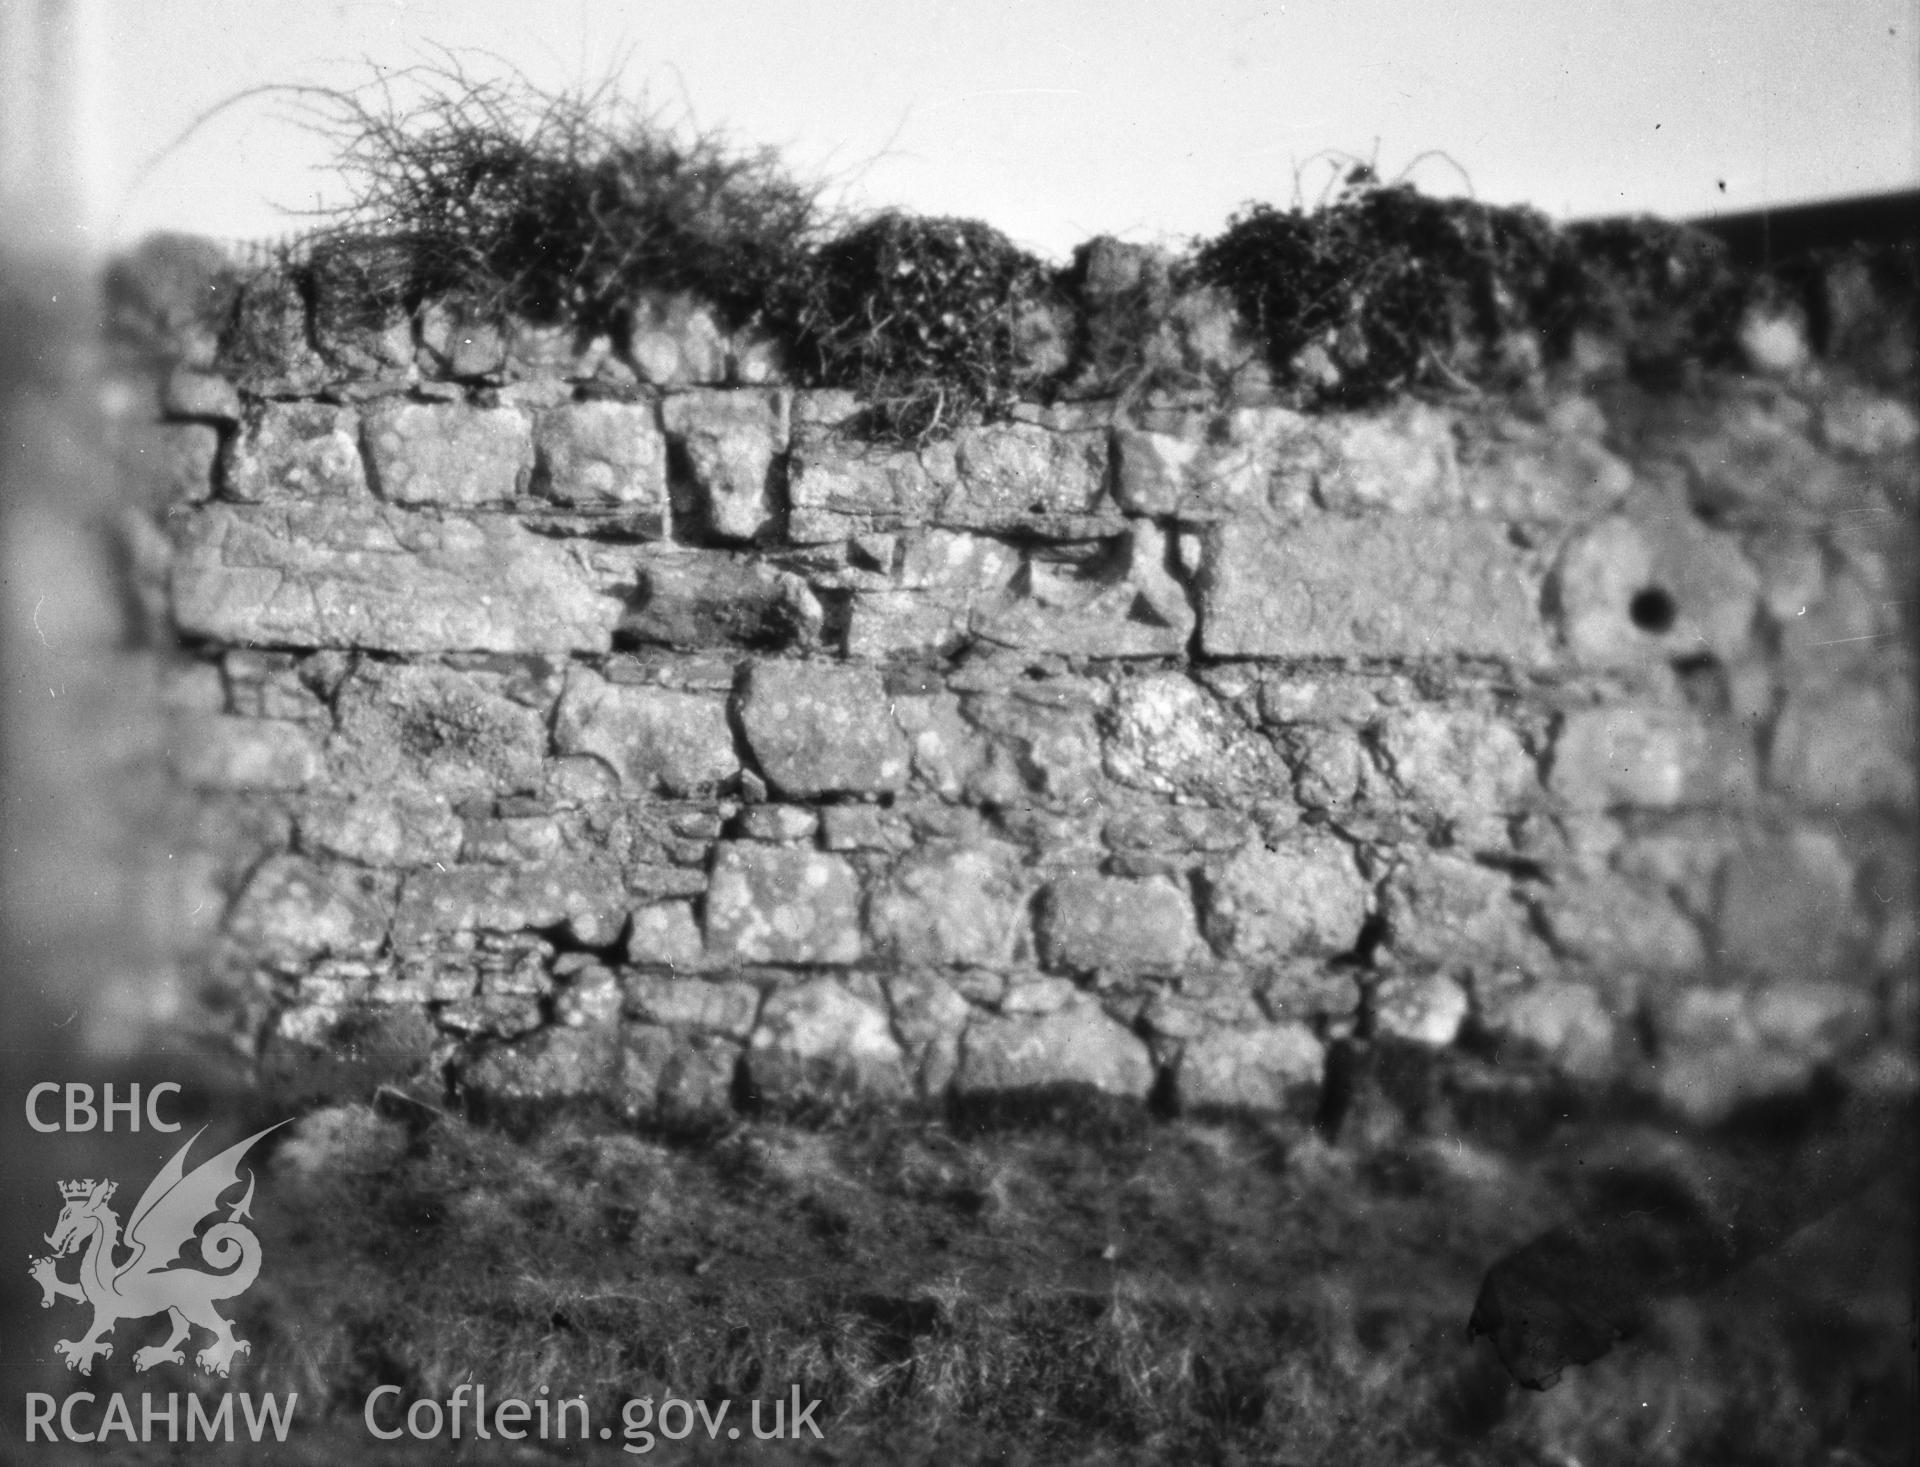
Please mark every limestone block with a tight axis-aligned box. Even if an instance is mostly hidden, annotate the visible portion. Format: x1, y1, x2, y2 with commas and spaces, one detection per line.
1769, 679, 1915, 810
222, 650, 328, 721
225, 855, 395, 962
356, 403, 530, 508
1549, 706, 1711, 810
955, 995, 1153, 1098
461, 813, 566, 865
390, 863, 628, 950
845, 534, 1016, 657
618, 554, 821, 651
1037, 873, 1197, 975
736, 660, 909, 798
660, 389, 787, 540
1285, 727, 1368, 815
623, 973, 760, 1036
1178, 1023, 1324, 1114
1535, 876, 1706, 974
635, 1031, 742, 1124
170, 502, 628, 654
533, 401, 668, 512
883, 972, 970, 1094
1200, 516, 1545, 661
223, 403, 367, 503
1111, 426, 1201, 515
1304, 402, 1461, 514
867, 844, 1030, 968
1114, 406, 1318, 520
960, 685, 1107, 812
1489, 981, 1617, 1080
735, 804, 820, 842
502, 319, 616, 382
626, 291, 730, 385
1375, 708, 1536, 820
747, 978, 910, 1101
331, 662, 549, 800
787, 438, 939, 542
789, 422, 1117, 541
1550, 514, 1760, 666
298, 793, 463, 868
552, 962, 622, 1028
1715, 831, 1859, 983
1747, 528, 1824, 625
1104, 803, 1253, 858
1817, 386, 1920, 457
704, 844, 863, 965
173, 714, 320, 789
1455, 410, 1633, 521
460, 1027, 619, 1107
446, 989, 552, 1038
1676, 397, 1845, 520
1382, 853, 1547, 974
944, 423, 1113, 527
1651, 989, 1820, 1124
1201, 837, 1370, 961
554, 668, 738, 796
1101, 672, 1290, 807
1371, 972, 1470, 1048
417, 298, 506, 378
968, 522, 1196, 659
891, 692, 987, 801
625, 901, 706, 969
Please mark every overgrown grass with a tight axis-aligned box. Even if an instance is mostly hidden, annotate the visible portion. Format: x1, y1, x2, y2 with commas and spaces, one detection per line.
24, 1102, 1888, 1464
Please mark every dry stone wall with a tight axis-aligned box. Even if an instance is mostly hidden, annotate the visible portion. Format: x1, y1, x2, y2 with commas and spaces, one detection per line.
112, 254, 1918, 1135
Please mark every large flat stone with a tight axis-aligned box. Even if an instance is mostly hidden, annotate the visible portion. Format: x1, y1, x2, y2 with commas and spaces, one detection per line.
789, 422, 1118, 541
363, 402, 532, 507
660, 389, 786, 541
224, 855, 395, 963
223, 403, 368, 503
1178, 1023, 1324, 1113
704, 844, 863, 965
866, 843, 1030, 967
747, 978, 910, 1101
1201, 836, 1369, 960
736, 660, 909, 797
1037, 873, 1197, 975
390, 863, 629, 950
170, 502, 629, 653
533, 401, 668, 510
554, 668, 739, 795
956, 995, 1153, 1098
1199, 516, 1545, 661
1101, 672, 1291, 807
330, 661, 550, 800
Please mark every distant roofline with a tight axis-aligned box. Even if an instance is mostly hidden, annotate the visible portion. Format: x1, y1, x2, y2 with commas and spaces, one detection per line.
1582, 187, 1920, 265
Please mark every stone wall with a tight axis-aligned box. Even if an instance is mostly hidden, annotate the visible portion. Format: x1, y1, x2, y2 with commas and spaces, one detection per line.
108, 246, 1917, 1134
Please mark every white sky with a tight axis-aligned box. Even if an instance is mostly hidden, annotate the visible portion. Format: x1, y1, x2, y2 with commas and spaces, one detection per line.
88, 0, 1920, 261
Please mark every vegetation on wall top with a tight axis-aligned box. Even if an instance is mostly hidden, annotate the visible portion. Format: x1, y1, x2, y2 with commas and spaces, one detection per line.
105, 67, 1917, 433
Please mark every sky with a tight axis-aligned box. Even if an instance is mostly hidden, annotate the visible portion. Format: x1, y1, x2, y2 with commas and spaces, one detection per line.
61, 0, 1920, 261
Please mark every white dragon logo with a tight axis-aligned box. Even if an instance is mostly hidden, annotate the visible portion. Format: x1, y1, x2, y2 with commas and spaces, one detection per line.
28, 1122, 285, 1377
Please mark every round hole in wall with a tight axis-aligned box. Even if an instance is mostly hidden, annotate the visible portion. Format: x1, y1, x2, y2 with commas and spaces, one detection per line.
1628, 586, 1678, 634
